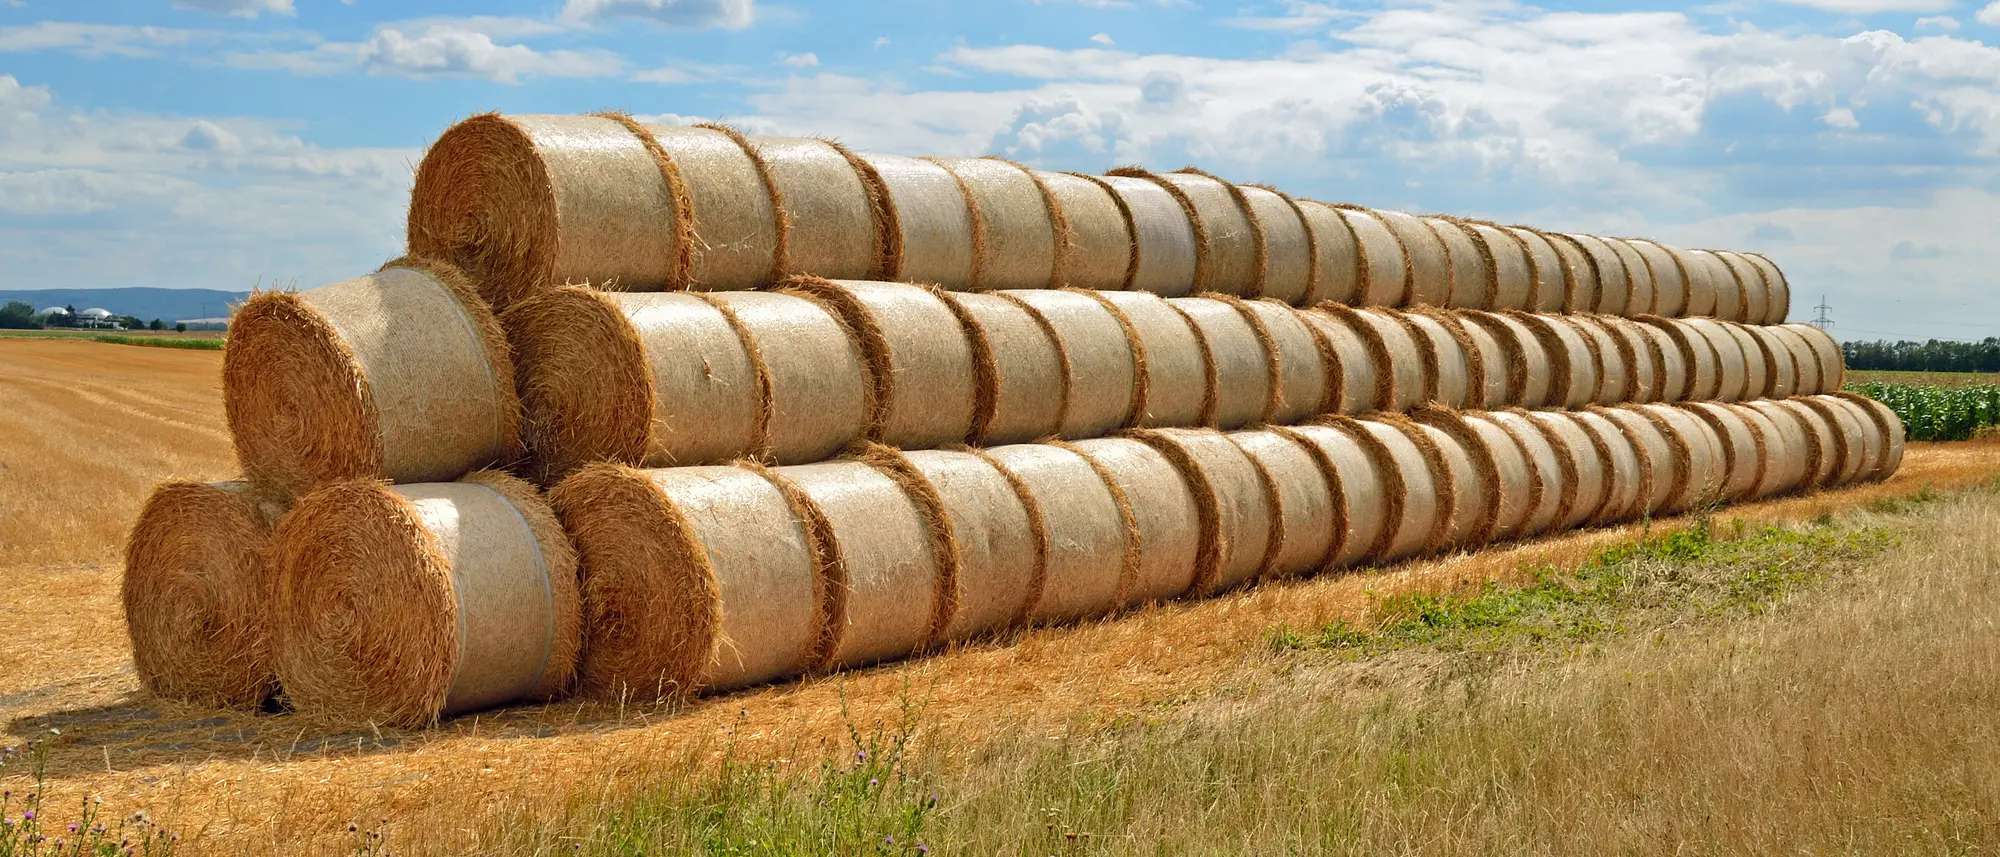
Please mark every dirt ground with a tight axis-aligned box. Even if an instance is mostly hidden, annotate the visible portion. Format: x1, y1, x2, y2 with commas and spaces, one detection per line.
5, 337, 1999, 855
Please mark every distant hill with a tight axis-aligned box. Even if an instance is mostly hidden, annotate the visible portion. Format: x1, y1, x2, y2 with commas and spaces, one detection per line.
0, 288, 252, 323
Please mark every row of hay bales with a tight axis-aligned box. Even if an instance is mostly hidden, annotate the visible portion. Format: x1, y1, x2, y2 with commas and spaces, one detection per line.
220, 261, 1845, 501
126, 394, 1901, 724
408, 113, 1788, 322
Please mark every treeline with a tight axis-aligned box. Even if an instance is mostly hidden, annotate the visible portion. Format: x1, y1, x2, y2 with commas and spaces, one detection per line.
1841, 337, 2000, 373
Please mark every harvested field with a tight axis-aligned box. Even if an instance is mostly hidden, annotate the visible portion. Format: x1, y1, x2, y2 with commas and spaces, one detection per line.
3, 336, 2000, 855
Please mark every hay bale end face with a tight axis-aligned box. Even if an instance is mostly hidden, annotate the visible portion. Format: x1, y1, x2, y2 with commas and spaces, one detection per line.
225, 258, 521, 502
270, 471, 580, 726
124, 481, 286, 710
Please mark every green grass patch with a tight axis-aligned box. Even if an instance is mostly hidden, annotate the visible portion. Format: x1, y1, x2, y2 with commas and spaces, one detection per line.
88, 335, 223, 351
1268, 517, 1898, 658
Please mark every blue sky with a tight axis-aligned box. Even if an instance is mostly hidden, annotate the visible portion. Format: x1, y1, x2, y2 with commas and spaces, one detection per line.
2, 0, 1997, 341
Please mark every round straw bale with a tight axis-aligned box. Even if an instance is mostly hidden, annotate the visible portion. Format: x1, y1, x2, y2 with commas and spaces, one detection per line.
1506, 227, 1568, 313
1452, 311, 1510, 408
1412, 408, 1518, 547
757, 136, 877, 280
1674, 402, 1768, 502
1785, 323, 1846, 390
552, 464, 816, 697
1133, 428, 1278, 593
1399, 310, 1475, 409
1635, 403, 1727, 511
1775, 399, 1839, 490
1714, 251, 1770, 326
1036, 171, 1133, 291
1374, 209, 1452, 306
1630, 318, 1691, 402
1466, 221, 1534, 311
1000, 289, 1139, 438
1686, 250, 1745, 321
1176, 296, 1276, 428
1238, 185, 1316, 305
407, 114, 676, 308
1599, 314, 1664, 402
1095, 174, 1199, 296
1335, 305, 1427, 412
792, 278, 978, 448
124, 481, 284, 710
1567, 315, 1634, 405
272, 471, 580, 726
1745, 253, 1792, 323
1321, 416, 1440, 561
226, 258, 520, 500
1230, 429, 1338, 578
1475, 411, 1564, 537
1522, 410, 1612, 530
753, 460, 946, 669
982, 444, 1127, 623
1626, 239, 1689, 318
862, 153, 977, 287
1065, 437, 1202, 605
1682, 318, 1750, 402
1295, 199, 1361, 305
1600, 237, 1657, 316
940, 291, 1065, 445
1149, 169, 1267, 296
1374, 414, 1471, 554
1571, 409, 1647, 524
1595, 406, 1675, 517
901, 449, 1041, 641
1334, 205, 1410, 306
1282, 423, 1386, 568
1796, 396, 1866, 488
1766, 325, 1821, 395
1562, 234, 1631, 317
931, 158, 1057, 290
1663, 244, 1718, 318
1744, 325, 1798, 400
1739, 401, 1816, 497
1717, 321, 1772, 399
643, 123, 784, 289
1298, 305, 1382, 414
1453, 412, 1539, 542
1831, 392, 1904, 481
1097, 290, 1207, 426
1504, 311, 1598, 409
1723, 403, 1789, 499
1425, 217, 1491, 309
1460, 310, 1551, 408
1241, 298, 1334, 422
1542, 232, 1599, 313
510, 287, 870, 480
1639, 315, 1721, 402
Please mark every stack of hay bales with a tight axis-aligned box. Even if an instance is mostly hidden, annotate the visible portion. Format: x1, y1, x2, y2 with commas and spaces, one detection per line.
121, 110, 1896, 727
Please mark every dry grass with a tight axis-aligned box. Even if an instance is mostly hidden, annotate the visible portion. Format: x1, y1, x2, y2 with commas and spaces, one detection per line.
4, 336, 2000, 855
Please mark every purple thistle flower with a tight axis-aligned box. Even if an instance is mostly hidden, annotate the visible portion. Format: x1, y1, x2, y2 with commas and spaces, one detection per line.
69, 823, 79, 832
856, 750, 868, 761
884, 835, 894, 845
918, 847, 930, 854
869, 778, 879, 786
23, 810, 35, 821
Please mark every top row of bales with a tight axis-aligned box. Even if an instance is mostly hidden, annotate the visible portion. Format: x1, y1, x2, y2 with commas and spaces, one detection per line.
408, 113, 1789, 323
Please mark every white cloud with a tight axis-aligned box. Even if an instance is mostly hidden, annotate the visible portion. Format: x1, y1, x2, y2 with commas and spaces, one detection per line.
227, 22, 625, 83
0, 74, 51, 117
874, 35, 890, 48
171, 0, 294, 17
1915, 15, 1959, 30
1090, 32, 1115, 46
1768, 0, 1951, 12
782, 51, 818, 67
560, 0, 754, 29
1823, 106, 1861, 127
0, 22, 202, 57
1979, 1, 2000, 25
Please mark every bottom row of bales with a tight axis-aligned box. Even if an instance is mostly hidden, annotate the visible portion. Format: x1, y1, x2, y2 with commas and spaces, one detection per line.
124, 394, 1903, 727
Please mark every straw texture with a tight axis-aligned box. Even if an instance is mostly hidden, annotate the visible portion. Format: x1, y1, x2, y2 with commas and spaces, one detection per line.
863, 153, 977, 287
123, 481, 285, 710
1239, 185, 1316, 304
758, 136, 878, 280
1067, 437, 1203, 605
933, 158, 1058, 290
1334, 206, 1410, 306
1375, 209, 1452, 306
1096, 174, 1199, 296
1097, 290, 1207, 426
1507, 227, 1568, 313
1038, 171, 1134, 291
1426, 217, 1490, 309
984, 444, 1127, 623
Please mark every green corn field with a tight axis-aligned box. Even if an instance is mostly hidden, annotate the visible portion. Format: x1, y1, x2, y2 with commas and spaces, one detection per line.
1847, 382, 2000, 442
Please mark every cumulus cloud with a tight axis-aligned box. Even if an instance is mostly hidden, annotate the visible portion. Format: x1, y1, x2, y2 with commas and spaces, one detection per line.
1091, 32, 1115, 46
1980, 1, 2000, 25
1768, 0, 1951, 12
1915, 15, 1959, 30
560, 0, 754, 29
1823, 106, 1861, 128
782, 52, 818, 67
0, 22, 202, 57
171, 0, 294, 17
228, 22, 625, 83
